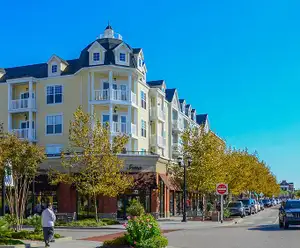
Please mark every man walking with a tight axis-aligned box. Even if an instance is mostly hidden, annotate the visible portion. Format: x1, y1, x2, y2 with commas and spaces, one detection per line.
41, 202, 56, 247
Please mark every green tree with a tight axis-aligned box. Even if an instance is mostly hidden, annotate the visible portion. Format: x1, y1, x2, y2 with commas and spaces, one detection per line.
49, 106, 133, 221
0, 132, 45, 231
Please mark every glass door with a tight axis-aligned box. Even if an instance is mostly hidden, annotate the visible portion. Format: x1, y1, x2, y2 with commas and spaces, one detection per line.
120, 85, 127, 101
121, 116, 127, 133
113, 115, 119, 132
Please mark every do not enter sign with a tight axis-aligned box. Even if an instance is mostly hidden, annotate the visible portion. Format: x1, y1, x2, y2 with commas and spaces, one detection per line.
216, 183, 228, 195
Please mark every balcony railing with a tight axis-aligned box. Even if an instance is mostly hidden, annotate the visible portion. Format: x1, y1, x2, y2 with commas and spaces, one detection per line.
151, 107, 166, 121
12, 128, 36, 140
112, 122, 127, 134
131, 92, 137, 105
151, 135, 166, 147
172, 120, 184, 131
131, 123, 137, 137
10, 98, 36, 111
172, 143, 182, 154
94, 89, 136, 104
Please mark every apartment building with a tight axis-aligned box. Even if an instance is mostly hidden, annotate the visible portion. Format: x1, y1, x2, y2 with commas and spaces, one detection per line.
0, 25, 210, 218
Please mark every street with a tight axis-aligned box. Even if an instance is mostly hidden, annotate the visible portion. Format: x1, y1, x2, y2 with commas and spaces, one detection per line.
34, 206, 300, 248
166, 207, 300, 248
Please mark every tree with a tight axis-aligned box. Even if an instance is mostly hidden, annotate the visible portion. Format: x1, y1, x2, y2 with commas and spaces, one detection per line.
0, 132, 45, 231
49, 106, 133, 221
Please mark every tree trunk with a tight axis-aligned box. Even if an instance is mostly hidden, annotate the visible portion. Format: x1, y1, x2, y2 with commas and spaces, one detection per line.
94, 194, 98, 222
202, 194, 206, 221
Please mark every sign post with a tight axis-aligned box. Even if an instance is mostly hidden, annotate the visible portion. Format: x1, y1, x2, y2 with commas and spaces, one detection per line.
216, 183, 228, 223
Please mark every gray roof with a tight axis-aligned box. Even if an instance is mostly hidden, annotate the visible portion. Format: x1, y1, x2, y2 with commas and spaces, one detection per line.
133, 48, 142, 54
0, 37, 139, 83
196, 114, 208, 125
179, 99, 185, 103
165, 88, 176, 102
147, 80, 164, 87
191, 108, 196, 113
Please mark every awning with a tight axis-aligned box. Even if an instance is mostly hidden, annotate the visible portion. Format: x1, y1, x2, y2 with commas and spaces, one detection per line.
129, 172, 157, 190
159, 174, 181, 191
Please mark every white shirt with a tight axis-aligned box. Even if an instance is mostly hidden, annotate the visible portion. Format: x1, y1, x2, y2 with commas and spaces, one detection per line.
41, 208, 56, 227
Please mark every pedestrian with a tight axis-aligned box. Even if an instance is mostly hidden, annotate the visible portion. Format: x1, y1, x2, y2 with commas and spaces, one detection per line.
41, 202, 56, 247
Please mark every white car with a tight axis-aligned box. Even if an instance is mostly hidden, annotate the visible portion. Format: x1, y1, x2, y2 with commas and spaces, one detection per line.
253, 199, 260, 213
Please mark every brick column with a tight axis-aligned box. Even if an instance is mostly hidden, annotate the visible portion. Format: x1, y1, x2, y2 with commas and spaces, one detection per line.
151, 189, 159, 219
98, 195, 117, 219
57, 183, 76, 213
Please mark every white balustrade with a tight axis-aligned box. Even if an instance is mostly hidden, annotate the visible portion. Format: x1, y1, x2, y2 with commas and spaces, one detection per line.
12, 129, 36, 140
10, 98, 36, 111
131, 92, 137, 105
94, 89, 129, 101
131, 123, 137, 136
94, 89, 109, 101
112, 122, 127, 134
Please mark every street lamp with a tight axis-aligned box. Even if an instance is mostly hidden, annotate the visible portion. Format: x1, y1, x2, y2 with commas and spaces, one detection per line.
177, 155, 192, 222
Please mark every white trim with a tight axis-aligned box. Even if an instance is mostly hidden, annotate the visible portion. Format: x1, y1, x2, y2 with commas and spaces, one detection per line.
7, 77, 36, 84
45, 84, 64, 105
113, 42, 131, 53
45, 113, 64, 136
47, 55, 69, 65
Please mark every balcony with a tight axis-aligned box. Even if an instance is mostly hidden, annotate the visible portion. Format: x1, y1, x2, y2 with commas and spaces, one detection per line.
94, 89, 137, 105
111, 122, 137, 136
151, 107, 166, 122
151, 135, 166, 148
12, 128, 36, 141
172, 120, 184, 132
9, 98, 36, 112
172, 142, 182, 155
131, 123, 137, 138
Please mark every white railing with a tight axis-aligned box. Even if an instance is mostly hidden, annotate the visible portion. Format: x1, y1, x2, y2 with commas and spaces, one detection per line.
112, 122, 127, 134
112, 89, 128, 101
158, 109, 166, 121
172, 120, 184, 131
12, 128, 36, 140
94, 89, 109, 101
131, 92, 137, 105
94, 89, 129, 101
172, 143, 182, 153
10, 98, 36, 111
131, 123, 137, 136
158, 136, 166, 147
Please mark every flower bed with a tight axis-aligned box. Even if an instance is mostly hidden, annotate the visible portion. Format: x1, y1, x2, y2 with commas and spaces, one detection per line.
56, 218, 119, 227
2, 230, 61, 241
102, 214, 168, 248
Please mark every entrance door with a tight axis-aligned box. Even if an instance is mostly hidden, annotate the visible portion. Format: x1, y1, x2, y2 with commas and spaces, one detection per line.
120, 116, 127, 133
113, 115, 119, 132
120, 85, 127, 101
103, 82, 109, 100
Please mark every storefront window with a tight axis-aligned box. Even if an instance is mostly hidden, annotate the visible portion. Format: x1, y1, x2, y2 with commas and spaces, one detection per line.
170, 191, 174, 216
159, 179, 165, 218
77, 194, 97, 219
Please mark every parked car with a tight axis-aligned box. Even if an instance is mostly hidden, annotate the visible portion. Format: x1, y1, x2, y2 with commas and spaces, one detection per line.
259, 200, 265, 210
279, 199, 300, 229
227, 201, 246, 218
239, 199, 256, 215
253, 199, 260, 213
262, 199, 272, 207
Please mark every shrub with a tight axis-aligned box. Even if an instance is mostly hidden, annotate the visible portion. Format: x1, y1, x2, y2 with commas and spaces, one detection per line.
126, 199, 145, 217
135, 236, 168, 248
124, 214, 161, 246
26, 214, 42, 233
56, 219, 107, 227
223, 208, 231, 218
0, 217, 10, 237
103, 236, 129, 246
0, 238, 24, 245
101, 218, 120, 225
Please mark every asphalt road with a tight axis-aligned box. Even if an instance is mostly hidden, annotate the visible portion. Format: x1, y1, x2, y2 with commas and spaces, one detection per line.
166, 207, 300, 248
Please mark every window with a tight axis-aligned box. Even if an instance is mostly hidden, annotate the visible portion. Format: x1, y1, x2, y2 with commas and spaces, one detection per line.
141, 120, 146, 137
139, 59, 142, 67
93, 52, 100, 61
51, 64, 58, 73
102, 115, 109, 128
46, 114, 63, 135
120, 53, 126, 62
46, 85, 63, 104
141, 91, 147, 109
141, 148, 146, 155
46, 144, 63, 157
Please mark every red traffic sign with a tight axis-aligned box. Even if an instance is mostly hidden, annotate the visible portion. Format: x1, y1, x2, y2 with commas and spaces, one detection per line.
216, 183, 228, 195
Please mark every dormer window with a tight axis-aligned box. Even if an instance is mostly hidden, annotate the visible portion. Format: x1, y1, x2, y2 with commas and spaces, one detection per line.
120, 53, 126, 62
93, 52, 100, 62
51, 64, 58, 73
139, 58, 142, 67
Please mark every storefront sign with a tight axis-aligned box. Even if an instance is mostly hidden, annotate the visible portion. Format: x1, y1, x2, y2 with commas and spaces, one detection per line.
128, 164, 142, 171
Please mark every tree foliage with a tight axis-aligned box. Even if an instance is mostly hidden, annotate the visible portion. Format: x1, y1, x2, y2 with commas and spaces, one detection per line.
171, 125, 280, 198
49, 106, 133, 221
0, 131, 45, 231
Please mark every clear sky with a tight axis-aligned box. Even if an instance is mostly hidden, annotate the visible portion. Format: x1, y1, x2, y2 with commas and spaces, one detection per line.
0, 0, 300, 187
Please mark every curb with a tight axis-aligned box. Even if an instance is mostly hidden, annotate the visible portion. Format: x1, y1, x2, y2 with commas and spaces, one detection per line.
54, 226, 124, 230
22, 236, 72, 248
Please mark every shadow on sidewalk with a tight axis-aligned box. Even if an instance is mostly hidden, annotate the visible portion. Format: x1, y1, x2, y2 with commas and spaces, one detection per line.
248, 224, 300, 231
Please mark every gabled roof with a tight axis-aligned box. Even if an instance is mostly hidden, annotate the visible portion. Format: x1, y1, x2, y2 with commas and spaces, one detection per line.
191, 109, 196, 113
186, 104, 191, 109
147, 80, 164, 87
196, 114, 208, 126
280, 180, 289, 186
47, 55, 69, 65
179, 99, 185, 104
165, 88, 176, 102
0, 59, 81, 83
133, 48, 142, 54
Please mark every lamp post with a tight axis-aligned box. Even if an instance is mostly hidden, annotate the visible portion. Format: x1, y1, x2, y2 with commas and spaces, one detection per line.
177, 155, 192, 222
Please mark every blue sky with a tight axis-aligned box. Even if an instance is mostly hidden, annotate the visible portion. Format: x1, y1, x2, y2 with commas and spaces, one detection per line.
1, 0, 300, 187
